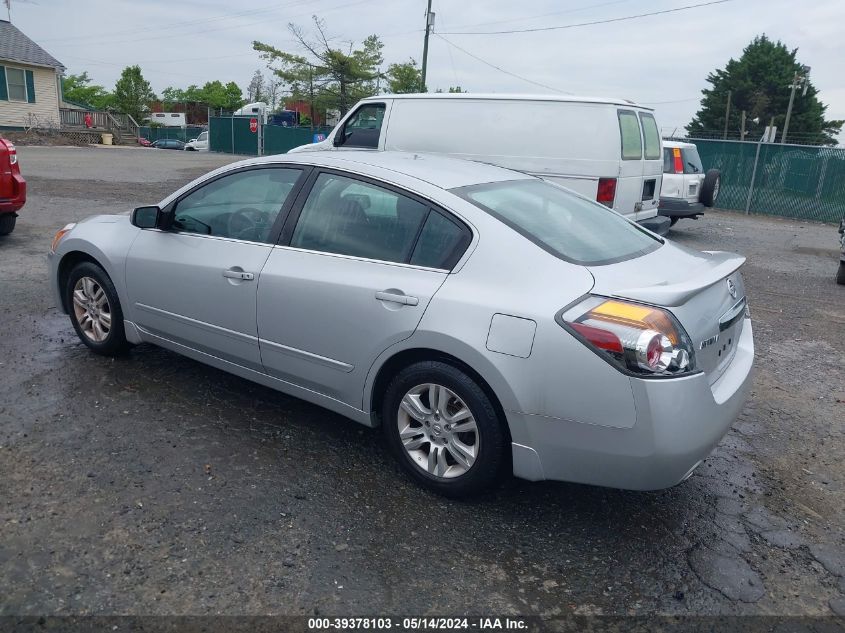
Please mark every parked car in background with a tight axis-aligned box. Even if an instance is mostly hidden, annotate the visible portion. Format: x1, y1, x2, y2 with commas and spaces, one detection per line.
48, 151, 753, 497
659, 140, 721, 226
137, 137, 152, 147
837, 214, 845, 285
151, 139, 186, 151
184, 131, 208, 151
0, 138, 26, 235
290, 94, 668, 231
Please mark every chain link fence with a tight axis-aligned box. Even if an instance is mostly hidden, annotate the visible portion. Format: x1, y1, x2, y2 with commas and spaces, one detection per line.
667, 138, 845, 223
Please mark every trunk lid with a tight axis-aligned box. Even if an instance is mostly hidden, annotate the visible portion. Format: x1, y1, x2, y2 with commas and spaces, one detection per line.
588, 242, 747, 384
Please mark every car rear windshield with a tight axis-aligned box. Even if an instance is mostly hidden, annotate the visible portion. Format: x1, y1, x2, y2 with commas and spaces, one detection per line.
452, 179, 661, 265
683, 147, 704, 174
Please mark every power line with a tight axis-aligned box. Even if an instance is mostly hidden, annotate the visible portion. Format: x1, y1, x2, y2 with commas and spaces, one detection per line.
38, 0, 313, 43
443, 0, 636, 32
434, 34, 572, 95
439, 0, 733, 35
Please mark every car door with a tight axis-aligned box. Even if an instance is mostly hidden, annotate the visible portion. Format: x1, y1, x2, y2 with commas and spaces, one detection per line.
125, 165, 307, 371
256, 170, 471, 407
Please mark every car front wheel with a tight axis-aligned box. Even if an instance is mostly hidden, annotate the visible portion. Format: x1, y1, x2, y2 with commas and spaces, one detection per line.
66, 262, 131, 356
382, 361, 508, 497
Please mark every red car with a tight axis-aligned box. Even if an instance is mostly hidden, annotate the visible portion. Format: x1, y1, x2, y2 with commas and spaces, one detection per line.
0, 138, 26, 235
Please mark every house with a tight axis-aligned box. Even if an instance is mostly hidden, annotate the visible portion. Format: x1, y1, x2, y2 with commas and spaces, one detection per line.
0, 19, 65, 129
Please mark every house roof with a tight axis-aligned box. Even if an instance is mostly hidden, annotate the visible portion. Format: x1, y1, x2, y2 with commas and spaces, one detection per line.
0, 20, 65, 71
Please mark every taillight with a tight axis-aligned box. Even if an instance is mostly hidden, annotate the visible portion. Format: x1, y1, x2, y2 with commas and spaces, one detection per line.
596, 177, 617, 207
672, 147, 683, 174
560, 296, 696, 377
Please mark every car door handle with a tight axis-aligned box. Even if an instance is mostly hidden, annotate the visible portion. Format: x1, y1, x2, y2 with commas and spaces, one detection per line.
375, 291, 419, 306
222, 269, 255, 281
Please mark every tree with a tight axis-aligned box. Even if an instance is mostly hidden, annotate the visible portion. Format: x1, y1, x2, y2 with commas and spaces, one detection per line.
687, 35, 843, 145
385, 59, 423, 94
254, 16, 383, 117
247, 70, 265, 103
112, 65, 156, 121
61, 72, 111, 110
161, 86, 187, 107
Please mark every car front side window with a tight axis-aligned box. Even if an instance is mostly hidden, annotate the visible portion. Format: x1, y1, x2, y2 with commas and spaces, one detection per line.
172, 167, 302, 243
337, 104, 385, 148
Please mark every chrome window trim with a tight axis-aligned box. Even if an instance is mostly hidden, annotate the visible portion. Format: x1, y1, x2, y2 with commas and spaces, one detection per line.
271, 244, 450, 274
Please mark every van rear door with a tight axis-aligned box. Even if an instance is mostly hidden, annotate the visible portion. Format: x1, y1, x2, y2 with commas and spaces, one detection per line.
638, 111, 662, 221
616, 110, 646, 220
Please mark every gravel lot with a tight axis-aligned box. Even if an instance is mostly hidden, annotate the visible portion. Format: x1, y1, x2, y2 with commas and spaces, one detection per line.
1, 146, 843, 619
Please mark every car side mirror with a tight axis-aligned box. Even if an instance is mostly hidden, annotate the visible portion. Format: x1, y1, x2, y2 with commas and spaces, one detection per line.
131, 205, 161, 229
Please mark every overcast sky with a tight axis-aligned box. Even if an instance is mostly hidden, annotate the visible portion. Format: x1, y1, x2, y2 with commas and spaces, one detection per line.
8, 0, 845, 136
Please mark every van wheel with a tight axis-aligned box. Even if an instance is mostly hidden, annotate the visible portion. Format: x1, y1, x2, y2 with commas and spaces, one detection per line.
700, 169, 721, 207
837, 262, 845, 285
382, 361, 508, 498
0, 213, 17, 235
669, 217, 679, 227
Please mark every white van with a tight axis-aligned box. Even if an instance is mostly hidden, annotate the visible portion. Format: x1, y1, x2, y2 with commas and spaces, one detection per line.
234, 102, 269, 123
290, 94, 664, 225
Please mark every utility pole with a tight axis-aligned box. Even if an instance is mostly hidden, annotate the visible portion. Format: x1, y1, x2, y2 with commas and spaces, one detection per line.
782, 65, 810, 144
420, 0, 434, 93
722, 90, 731, 139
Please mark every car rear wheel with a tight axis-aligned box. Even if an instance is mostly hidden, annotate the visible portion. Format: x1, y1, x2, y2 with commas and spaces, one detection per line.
837, 261, 845, 285
66, 262, 131, 356
0, 213, 17, 235
700, 169, 721, 207
382, 361, 508, 497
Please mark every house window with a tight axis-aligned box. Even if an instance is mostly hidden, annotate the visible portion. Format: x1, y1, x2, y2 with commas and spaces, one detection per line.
6, 67, 28, 102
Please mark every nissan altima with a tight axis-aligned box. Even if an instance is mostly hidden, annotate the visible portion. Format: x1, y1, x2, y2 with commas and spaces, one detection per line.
48, 151, 754, 497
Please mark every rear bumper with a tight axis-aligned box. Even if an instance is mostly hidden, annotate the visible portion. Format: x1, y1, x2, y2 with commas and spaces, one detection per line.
0, 174, 26, 213
658, 197, 705, 218
638, 215, 671, 236
510, 318, 754, 490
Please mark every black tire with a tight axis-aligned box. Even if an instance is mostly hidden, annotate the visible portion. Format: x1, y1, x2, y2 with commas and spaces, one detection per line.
382, 361, 508, 498
0, 213, 16, 235
669, 217, 679, 227
837, 261, 845, 285
700, 169, 721, 207
65, 261, 131, 356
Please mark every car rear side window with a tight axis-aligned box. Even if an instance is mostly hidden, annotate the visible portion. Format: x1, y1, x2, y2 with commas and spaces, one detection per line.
290, 173, 429, 263
618, 110, 642, 160
410, 211, 470, 270
454, 179, 660, 265
639, 113, 660, 160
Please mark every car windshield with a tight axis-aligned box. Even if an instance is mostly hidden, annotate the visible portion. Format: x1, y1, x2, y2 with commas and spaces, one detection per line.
452, 179, 661, 265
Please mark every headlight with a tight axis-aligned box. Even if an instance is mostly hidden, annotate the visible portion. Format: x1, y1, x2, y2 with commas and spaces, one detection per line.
50, 223, 76, 253
559, 296, 696, 377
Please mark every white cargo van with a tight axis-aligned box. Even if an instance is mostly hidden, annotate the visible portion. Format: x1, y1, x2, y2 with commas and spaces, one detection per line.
290, 94, 664, 225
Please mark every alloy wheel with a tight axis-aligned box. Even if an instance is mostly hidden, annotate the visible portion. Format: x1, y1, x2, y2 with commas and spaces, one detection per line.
72, 276, 112, 343
396, 383, 479, 479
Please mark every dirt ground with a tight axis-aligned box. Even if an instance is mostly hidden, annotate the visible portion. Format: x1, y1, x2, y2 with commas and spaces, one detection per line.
0, 146, 843, 620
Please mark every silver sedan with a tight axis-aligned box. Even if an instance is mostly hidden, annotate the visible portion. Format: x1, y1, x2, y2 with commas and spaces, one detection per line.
48, 151, 754, 497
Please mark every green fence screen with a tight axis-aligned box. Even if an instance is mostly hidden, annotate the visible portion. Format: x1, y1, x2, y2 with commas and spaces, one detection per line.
139, 125, 206, 142
209, 117, 333, 156
686, 139, 845, 223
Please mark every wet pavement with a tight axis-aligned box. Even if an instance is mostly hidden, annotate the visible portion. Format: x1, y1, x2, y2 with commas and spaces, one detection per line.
0, 146, 843, 617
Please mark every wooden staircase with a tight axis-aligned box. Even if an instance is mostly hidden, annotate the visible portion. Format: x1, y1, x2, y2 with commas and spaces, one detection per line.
59, 109, 141, 145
